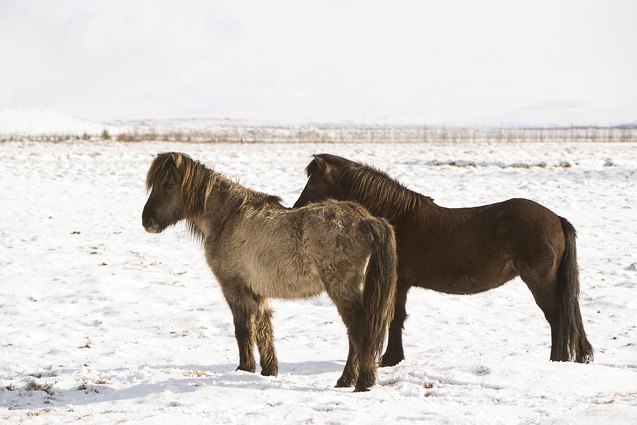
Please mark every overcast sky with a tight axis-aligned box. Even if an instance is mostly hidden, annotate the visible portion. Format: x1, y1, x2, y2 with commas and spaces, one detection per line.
1, 0, 635, 126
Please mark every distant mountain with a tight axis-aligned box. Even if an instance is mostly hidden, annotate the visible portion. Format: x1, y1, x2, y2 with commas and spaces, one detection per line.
0, 109, 295, 136
0, 109, 125, 136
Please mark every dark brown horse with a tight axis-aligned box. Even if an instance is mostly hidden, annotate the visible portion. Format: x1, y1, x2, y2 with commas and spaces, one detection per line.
142, 152, 397, 391
294, 153, 593, 366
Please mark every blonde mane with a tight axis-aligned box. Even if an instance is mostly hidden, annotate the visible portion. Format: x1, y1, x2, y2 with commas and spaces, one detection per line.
146, 152, 282, 239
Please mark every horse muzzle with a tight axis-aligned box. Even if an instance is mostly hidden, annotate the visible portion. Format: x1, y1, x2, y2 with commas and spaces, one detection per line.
143, 218, 161, 234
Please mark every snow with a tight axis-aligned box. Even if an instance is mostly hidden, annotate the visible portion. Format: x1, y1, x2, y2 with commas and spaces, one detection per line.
1, 140, 636, 424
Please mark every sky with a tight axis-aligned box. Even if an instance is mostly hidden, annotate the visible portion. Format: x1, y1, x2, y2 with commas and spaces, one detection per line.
0, 0, 636, 126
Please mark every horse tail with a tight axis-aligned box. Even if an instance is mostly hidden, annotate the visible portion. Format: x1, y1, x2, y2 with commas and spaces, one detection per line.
556, 217, 594, 363
359, 217, 397, 364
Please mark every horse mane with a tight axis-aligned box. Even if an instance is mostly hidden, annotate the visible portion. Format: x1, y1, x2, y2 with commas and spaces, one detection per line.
147, 152, 282, 240
309, 154, 432, 221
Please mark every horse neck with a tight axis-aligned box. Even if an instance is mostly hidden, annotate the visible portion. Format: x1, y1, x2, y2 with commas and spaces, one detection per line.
190, 172, 277, 239
337, 167, 432, 221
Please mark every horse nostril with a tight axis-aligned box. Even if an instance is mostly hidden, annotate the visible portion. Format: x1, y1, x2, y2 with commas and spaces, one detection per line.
144, 217, 159, 233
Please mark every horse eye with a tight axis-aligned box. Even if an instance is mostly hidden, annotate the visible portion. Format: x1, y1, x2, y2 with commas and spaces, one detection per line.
164, 181, 175, 190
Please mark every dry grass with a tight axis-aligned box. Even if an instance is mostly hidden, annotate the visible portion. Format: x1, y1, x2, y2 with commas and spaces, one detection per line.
2, 126, 635, 144
77, 382, 101, 394
26, 379, 55, 396
184, 370, 212, 378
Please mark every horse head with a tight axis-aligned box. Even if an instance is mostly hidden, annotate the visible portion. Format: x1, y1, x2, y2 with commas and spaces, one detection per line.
142, 153, 187, 233
293, 154, 345, 208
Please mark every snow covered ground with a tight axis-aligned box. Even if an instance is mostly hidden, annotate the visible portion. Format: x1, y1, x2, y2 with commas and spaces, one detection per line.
1, 140, 636, 424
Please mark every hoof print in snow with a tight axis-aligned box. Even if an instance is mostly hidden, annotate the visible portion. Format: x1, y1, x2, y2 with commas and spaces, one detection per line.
473, 365, 491, 376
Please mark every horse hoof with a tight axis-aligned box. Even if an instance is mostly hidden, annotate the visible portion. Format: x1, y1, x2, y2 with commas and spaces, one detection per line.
380, 354, 404, 367
260, 366, 278, 377
335, 376, 355, 388
353, 386, 371, 393
353, 370, 377, 392
236, 364, 256, 373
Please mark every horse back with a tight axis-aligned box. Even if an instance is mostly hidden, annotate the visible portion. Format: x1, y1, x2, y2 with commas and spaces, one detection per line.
205, 200, 381, 299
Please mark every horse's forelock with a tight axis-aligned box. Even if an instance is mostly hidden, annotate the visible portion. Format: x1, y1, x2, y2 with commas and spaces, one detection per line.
146, 153, 173, 191
146, 152, 192, 191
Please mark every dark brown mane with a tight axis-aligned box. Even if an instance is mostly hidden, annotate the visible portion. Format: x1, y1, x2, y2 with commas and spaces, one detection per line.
309, 154, 432, 221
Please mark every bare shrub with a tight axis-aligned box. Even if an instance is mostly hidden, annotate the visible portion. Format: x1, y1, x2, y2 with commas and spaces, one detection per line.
26, 379, 55, 396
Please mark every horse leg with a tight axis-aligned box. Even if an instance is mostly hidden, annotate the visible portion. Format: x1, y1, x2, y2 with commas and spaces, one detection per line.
328, 280, 378, 392
336, 338, 358, 388
254, 297, 278, 376
338, 304, 365, 389
354, 322, 378, 392
519, 269, 566, 361
220, 281, 258, 373
381, 282, 409, 367
324, 278, 363, 388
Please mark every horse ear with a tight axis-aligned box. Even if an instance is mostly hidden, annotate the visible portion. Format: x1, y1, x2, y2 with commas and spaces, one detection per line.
170, 153, 183, 169
313, 154, 333, 174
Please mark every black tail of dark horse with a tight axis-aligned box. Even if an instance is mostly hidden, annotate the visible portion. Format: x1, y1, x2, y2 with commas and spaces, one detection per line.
556, 217, 594, 363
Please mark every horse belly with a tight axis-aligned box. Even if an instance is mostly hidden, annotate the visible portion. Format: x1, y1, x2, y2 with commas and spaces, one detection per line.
245, 266, 324, 299
451, 264, 516, 294
407, 250, 517, 295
